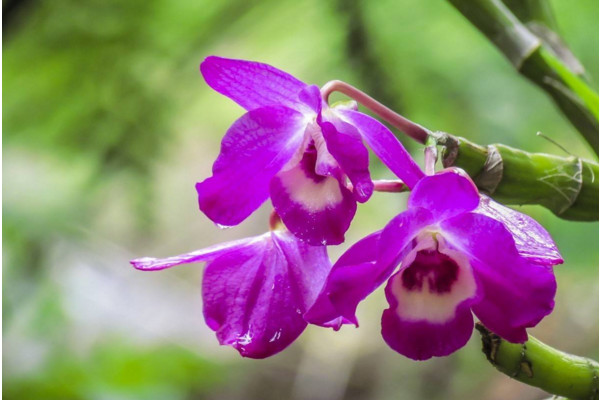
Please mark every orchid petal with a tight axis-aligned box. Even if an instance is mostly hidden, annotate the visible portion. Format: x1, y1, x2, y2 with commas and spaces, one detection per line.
377, 207, 436, 274
475, 196, 563, 266
319, 115, 373, 202
382, 293, 474, 360
408, 169, 480, 222
298, 85, 322, 114
130, 235, 268, 271
337, 109, 425, 188
197, 106, 305, 227
307, 207, 433, 328
271, 231, 332, 310
202, 231, 330, 358
200, 56, 307, 111
270, 149, 356, 246
441, 212, 557, 342
381, 236, 479, 360
305, 231, 381, 328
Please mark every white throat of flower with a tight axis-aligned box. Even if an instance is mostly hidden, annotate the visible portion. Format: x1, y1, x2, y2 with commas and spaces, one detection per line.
391, 231, 478, 324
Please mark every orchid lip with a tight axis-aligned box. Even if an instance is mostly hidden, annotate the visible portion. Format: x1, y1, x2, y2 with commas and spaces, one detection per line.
390, 232, 478, 324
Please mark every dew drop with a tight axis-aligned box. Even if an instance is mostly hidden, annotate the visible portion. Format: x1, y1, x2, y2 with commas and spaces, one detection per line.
269, 330, 282, 343
237, 332, 253, 345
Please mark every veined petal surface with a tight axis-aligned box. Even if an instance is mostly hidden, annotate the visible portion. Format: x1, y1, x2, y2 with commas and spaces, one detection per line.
441, 212, 557, 342
202, 231, 330, 358
197, 106, 305, 227
201, 56, 307, 111
475, 196, 563, 266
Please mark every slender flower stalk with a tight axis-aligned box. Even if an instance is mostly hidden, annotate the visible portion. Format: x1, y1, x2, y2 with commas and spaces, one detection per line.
476, 323, 599, 399
320, 80, 431, 144
372, 180, 408, 193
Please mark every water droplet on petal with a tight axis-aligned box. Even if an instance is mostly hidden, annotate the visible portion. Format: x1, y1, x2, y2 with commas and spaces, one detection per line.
237, 332, 253, 346
216, 223, 233, 230
269, 330, 282, 343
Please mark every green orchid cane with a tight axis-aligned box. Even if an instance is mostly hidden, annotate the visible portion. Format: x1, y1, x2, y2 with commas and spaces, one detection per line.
476, 323, 599, 400
502, 0, 586, 77
437, 133, 599, 221
446, 0, 599, 155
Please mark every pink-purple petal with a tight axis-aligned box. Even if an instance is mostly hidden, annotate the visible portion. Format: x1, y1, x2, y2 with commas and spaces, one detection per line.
200, 56, 307, 111
271, 230, 332, 308
202, 231, 330, 359
130, 235, 265, 271
270, 149, 357, 246
197, 106, 305, 226
319, 115, 373, 202
408, 169, 480, 222
382, 292, 474, 361
441, 212, 557, 342
337, 110, 425, 189
298, 85, 323, 114
377, 207, 436, 273
304, 231, 381, 328
475, 196, 563, 266
308, 207, 434, 329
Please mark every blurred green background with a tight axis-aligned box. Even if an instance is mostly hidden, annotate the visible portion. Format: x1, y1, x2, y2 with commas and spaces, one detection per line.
3, 0, 598, 399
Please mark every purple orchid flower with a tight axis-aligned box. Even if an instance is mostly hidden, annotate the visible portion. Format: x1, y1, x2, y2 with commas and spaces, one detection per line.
197, 56, 423, 245
131, 229, 330, 359
305, 168, 563, 361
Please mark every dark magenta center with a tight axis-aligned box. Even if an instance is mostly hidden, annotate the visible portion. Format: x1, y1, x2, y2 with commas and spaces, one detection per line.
299, 142, 327, 183
401, 250, 459, 293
